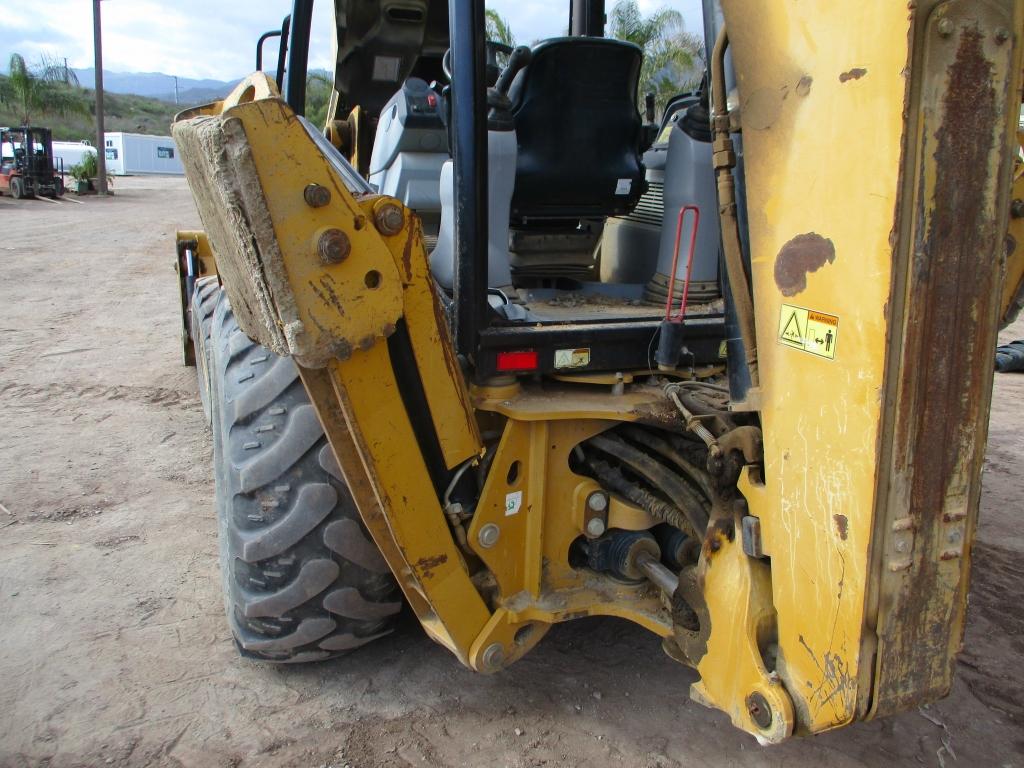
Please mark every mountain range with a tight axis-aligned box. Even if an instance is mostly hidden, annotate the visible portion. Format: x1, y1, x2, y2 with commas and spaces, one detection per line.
72, 68, 240, 105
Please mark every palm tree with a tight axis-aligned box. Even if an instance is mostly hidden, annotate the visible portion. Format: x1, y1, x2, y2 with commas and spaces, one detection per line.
485, 9, 516, 48
0, 53, 89, 126
609, 1, 703, 116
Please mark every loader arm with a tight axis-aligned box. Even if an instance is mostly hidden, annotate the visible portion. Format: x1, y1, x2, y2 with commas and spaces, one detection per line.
172, 0, 1024, 743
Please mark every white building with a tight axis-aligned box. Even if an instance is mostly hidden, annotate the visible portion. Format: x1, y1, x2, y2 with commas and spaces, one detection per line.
103, 132, 184, 176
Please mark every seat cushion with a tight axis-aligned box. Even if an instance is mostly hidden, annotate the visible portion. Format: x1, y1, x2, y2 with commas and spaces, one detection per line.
509, 37, 645, 220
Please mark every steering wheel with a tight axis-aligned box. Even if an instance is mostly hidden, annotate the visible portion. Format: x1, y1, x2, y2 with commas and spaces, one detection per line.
442, 41, 516, 83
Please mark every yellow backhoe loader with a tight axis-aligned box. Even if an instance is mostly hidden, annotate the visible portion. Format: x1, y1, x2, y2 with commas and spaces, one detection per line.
172, 0, 1024, 743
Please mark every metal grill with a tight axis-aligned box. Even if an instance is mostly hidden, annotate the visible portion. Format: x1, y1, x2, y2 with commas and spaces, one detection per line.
623, 181, 664, 228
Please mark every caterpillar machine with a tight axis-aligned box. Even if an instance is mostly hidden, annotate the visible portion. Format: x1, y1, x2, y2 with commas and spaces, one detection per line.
172, 0, 1024, 744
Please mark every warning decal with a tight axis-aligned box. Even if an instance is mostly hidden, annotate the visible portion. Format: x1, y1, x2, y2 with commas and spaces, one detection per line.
778, 304, 839, 360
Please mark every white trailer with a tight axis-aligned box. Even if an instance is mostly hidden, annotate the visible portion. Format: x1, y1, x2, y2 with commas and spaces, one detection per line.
51, 141, 97, 174
102, 132, 184, 176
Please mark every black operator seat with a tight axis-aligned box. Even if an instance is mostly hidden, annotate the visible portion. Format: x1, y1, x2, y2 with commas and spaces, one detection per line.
507, 37, 646, 220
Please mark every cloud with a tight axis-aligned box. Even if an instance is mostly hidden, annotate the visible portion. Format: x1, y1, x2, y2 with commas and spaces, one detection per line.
0, 1, 308, 81
2, 0, 705, 82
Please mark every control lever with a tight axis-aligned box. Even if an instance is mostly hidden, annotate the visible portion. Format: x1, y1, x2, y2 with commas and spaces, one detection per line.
494, 46, 533, 97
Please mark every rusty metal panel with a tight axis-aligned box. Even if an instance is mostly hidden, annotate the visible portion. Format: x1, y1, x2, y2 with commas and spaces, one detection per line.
869, 0, 1023, 717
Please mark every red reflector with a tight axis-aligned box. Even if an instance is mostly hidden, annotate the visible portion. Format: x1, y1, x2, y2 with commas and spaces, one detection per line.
496, 350, 539, 371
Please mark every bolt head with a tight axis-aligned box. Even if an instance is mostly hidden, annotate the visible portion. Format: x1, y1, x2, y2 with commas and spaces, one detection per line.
303, 183, 331, 208
481, 642, 505, 671
937, 18, 954, 37
374, 202, 405, 236
586, 492, 609, 514
317, 228, 351, 265
478, 523, 500, 548
586, 517, 607, 538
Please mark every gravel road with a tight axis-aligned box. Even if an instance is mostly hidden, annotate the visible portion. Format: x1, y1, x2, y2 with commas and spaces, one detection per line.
0, 177, 1021, 767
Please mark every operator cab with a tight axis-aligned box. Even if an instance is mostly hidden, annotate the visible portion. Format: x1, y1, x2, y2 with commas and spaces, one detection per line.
315, 0, 729, 381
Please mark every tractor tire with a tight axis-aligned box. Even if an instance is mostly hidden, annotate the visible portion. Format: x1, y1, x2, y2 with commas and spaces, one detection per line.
10, 177, 25, 199
191, 277, 221, 425
204, 286, 402, 663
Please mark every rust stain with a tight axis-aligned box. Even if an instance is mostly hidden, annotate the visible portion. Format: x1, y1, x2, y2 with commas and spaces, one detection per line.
833, 514, 849, 540
774, 233, 836, 296
414, 553, 448, 580
401, 230, 415, 283
839, 68, 868, 83
877, 26, 1002, 715
701, 518, 734, 565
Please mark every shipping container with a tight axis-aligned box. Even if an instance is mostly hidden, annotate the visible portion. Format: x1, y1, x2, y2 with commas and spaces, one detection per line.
103, 133, 184, 176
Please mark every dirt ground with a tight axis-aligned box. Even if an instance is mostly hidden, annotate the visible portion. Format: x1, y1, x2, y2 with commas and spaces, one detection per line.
0, 176, 1022, 768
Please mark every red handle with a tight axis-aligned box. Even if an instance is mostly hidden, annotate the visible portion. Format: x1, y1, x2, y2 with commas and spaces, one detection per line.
664, 205, 700, 324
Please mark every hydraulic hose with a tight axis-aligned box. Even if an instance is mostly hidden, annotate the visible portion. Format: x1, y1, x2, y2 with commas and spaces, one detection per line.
619, 425, 714, 499
584, 455, 699, 536
710, 27, 759, 389
587, 435, 710, 533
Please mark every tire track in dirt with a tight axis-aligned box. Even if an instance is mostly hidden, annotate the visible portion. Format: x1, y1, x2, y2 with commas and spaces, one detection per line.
0, 380, 192, 408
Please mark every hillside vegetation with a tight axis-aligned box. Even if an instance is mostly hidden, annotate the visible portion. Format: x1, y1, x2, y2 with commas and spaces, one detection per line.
0, 78, 184, 141
0, 77, 329, 142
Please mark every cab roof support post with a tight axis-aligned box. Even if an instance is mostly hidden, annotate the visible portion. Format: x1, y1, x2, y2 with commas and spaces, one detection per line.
285, 0, 313, 115
449, 0, 489, 361
570, 0, 605, 37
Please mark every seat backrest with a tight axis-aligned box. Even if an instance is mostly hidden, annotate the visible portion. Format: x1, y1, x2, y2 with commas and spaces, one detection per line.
508, 38, 645, 220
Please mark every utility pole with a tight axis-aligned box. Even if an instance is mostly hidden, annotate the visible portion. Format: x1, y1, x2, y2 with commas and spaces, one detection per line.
173, 75, 179, 105
92, 0, 108, 195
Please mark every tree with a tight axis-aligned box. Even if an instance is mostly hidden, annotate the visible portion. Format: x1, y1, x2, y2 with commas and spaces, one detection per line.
485, 9, 516, 48
608, 0, 703, 116
305, 71, 334, 131
0, 53, 89, 126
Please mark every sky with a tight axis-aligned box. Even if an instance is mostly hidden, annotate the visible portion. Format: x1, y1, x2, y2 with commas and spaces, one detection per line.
1, 0, 704, 82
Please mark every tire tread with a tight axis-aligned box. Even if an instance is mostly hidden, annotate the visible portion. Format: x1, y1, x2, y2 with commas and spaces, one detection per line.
195, 284, 401, 663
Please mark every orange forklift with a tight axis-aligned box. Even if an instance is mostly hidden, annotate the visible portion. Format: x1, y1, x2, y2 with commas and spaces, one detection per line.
0, 125, 65, 199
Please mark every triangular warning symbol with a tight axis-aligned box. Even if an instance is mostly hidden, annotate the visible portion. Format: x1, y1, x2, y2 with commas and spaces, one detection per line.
781, 311, 803, 345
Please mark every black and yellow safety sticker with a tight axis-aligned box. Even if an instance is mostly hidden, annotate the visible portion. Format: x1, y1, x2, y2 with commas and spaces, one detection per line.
778, 304, 838, 360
